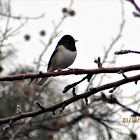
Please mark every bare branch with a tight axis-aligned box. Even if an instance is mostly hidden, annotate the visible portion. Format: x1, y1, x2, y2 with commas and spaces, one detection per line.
126, 0, 140, 13
0, 13, 45, 20
63, 74, 91, 93
115, 50, 140, 55
0, 73, 140, 125
0, 64, 140, 82
94, 57, 103, 68
133, 11, 140, 17
102, 93, 140, 117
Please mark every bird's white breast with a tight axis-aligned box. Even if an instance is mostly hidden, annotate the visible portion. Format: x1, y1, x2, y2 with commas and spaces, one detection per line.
51, 45, 77, 70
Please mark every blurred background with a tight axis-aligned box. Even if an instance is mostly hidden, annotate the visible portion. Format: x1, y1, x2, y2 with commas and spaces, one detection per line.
0, 0, 140, 139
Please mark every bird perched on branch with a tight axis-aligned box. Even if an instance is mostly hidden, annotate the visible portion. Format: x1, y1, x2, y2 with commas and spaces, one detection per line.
37, 35, 78, 86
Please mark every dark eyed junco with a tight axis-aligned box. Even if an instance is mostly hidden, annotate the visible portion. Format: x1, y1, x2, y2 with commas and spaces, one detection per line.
37, 35, 78, 86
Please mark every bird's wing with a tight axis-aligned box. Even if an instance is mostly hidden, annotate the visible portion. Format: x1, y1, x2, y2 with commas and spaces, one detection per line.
47, 46, 59, 71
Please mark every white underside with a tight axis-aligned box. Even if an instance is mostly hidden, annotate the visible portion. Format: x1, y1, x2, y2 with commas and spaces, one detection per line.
50, 48, 77, 71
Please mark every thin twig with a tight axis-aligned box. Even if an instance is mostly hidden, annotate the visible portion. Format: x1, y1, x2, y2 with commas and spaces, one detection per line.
86, 0, 125, 91
115, 50, 140, 55
0, 13, 45, 20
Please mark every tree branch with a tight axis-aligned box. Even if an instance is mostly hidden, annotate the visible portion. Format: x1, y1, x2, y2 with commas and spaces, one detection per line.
126, 0, 140, 17
115, 50, 140, 55
0, 73, 140, 125
0, 13, 45, 20
0, 64, 140, 82
101, 93, 140, 117
126, 0, 140, 12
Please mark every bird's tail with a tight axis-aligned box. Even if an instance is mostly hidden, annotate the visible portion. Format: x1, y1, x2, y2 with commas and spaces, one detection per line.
37, 77, 48, 86
37, 68, 54, 86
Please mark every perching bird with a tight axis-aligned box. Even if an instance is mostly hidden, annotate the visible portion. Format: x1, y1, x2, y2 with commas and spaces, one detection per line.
37, 35, 78, 86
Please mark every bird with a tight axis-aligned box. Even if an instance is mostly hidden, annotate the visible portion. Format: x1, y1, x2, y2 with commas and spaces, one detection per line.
37, 35, 78, 86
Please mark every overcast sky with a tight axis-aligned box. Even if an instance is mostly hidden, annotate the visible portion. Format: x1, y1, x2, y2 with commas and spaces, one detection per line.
11, 0, 140, 69
7, 0, 140, 139
9, 0, 140, 92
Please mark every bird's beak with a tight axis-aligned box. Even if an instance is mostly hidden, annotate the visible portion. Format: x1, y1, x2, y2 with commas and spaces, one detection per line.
74, 39, 78, 42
